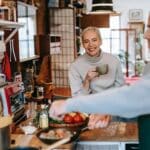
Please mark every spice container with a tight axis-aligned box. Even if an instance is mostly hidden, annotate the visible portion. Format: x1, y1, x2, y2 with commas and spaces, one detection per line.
39, 105, 49, 129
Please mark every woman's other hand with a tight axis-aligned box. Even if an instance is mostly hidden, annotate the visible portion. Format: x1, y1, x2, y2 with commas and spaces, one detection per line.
88, 114, 111, 129
49, 100, 67, 120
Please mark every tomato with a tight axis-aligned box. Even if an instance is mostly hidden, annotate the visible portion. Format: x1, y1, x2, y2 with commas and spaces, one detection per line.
73, 113, 84, 123
63, 114, 74, 124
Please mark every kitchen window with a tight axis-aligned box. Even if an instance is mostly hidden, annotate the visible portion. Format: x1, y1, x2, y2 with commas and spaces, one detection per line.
17, 2, 37, 61
100, 15, 120, 55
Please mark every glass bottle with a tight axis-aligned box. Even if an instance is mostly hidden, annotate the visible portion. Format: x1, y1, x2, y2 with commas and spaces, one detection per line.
39, 104, 49, 129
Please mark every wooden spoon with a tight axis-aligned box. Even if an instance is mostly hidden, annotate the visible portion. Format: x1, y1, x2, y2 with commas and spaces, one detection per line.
43, 136, 70, 150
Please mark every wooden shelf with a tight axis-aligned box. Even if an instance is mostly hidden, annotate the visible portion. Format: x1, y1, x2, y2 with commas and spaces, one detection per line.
0, 19, 24, 29
0, 19, 24, 44
20, 55, 40, 62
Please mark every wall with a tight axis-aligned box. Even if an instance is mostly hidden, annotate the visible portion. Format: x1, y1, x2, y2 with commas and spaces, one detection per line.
113, 0, 150, 60
113, 0, 149, 27
86, 0, 150, 59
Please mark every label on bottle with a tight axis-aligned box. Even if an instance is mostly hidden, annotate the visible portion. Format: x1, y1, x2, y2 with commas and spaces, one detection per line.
39, 114, 49, 129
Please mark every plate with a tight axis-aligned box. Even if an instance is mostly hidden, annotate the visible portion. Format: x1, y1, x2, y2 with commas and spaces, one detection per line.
49, 112, 88, 128
36, 128, 79, 145
49, 121, 86, 128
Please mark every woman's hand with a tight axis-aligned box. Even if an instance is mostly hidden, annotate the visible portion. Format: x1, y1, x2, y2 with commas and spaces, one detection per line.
83, 68, 99, 91
85, 68, 99, 81
88, 114, 111, 129
49, 100, 67, 120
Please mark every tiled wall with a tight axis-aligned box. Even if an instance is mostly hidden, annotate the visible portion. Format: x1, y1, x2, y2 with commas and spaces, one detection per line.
49, 8, 76, 87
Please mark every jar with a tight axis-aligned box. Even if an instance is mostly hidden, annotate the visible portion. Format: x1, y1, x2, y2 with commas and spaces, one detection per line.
39, 105, 49, 129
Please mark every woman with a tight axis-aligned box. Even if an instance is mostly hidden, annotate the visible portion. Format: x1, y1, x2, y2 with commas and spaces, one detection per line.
68, 27, 125, 129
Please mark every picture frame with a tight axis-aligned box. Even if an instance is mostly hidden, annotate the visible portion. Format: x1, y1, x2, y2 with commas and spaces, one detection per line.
128, 22, 145, 35
129, 9, 143, 21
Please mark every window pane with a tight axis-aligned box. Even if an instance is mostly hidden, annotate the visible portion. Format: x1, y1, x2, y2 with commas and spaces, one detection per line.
28, 17, 36, 38
111, 39, 120, 55
29, 40, 35, 57
18, 2, 37, 60
19, 41, 28, 59
100, 15, 120, 54
101, 38, 110, 53
18, 18, 28, 40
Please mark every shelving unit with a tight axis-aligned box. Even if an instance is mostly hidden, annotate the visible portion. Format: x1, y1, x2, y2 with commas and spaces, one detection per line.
0, 19, 24, 44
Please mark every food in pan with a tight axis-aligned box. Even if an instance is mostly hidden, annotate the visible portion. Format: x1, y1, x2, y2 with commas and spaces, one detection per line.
39, 128, 73, 140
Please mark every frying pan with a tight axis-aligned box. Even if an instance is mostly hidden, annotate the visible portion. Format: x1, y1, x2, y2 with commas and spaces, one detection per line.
36, 126, 88, 145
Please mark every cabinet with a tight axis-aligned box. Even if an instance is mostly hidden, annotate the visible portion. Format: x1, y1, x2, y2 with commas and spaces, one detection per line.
0, 19, 24, 79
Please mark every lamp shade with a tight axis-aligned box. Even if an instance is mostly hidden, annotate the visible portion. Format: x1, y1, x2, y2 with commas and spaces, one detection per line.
92, 0, 113, 12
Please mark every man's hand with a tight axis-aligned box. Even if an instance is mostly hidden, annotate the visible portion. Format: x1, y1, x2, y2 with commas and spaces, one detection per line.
88, 114, 111, 129
49, 100, 67, 120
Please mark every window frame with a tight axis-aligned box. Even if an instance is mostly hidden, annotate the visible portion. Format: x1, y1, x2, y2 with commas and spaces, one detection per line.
17, 2, 37, 61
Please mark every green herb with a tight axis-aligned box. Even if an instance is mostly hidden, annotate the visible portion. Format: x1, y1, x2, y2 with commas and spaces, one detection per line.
49, 117, 64, 124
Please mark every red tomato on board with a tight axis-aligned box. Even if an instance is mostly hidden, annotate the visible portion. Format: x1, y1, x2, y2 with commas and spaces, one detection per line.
73, 113, 84, 123
63, 114, 74, 123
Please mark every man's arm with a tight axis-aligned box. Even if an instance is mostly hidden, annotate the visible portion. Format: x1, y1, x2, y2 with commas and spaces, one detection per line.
66, 77, 150, 118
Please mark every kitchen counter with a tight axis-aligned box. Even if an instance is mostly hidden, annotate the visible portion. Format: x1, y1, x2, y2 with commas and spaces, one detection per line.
11, 122, 138, 149
79, 122, 138, 142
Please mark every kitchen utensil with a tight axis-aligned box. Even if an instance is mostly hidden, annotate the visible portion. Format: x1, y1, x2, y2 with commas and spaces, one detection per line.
8, 147, 38, 150
44, 136, 71, 150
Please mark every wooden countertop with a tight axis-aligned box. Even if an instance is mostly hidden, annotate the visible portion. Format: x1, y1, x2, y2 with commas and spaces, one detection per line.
11, 122, 138, 149
79, 122, 138, 142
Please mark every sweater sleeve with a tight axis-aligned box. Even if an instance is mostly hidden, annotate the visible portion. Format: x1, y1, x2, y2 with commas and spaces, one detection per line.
114, 60, 125, 87
65, 76, 150, 118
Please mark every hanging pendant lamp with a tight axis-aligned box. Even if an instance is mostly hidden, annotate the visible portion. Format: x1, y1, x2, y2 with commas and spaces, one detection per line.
91, 0, 113, 14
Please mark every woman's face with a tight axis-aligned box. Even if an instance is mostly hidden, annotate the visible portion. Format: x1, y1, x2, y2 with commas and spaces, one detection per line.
82, 30, 102, 57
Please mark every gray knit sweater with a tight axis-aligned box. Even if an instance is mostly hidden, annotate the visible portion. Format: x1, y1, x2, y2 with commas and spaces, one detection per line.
69, 51, 125, 96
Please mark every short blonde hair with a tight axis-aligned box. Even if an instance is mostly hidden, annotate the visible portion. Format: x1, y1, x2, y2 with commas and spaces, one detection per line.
81, 26, 102, 42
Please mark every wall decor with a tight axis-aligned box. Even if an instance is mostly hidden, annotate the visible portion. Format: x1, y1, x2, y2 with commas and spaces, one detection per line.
129, 9, 143, 22
128, 22, 145, 36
